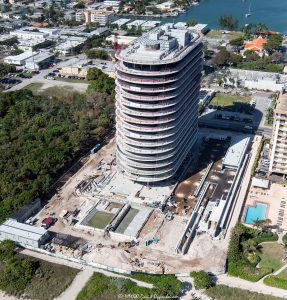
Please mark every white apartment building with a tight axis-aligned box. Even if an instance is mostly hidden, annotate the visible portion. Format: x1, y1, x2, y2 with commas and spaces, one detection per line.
115, 25, 203, 183
269, 91, 287, 176
76, 9, 114, 26
10, 29, 48, 42
103, 0, 120, 7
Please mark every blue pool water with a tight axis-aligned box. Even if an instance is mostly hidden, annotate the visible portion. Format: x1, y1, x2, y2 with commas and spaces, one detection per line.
244, 202, 267, 224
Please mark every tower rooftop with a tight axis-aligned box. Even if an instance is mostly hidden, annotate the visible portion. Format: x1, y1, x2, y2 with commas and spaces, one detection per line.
116, 25, 201, 63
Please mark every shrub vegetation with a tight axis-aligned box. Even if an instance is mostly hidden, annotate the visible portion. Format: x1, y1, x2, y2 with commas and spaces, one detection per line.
190, 271, 212, 289
0, 240, 78, 299
263, 275, 287, 290
227, 223, 277, 281
77, 272, 183, 300
206, 284, 283, 300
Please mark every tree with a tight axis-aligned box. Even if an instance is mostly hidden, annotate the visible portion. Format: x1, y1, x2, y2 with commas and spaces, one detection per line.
264, 34, 283, 52
74, 1, 85, 9
86, 67, 103, 81
190, 271, 212, 290
212, 48, 230, 66
0, 240, 15, 261
85, 49, 110, 60
245, 52, 260, 62
218, 15, 239, 31
0, 257, 36, 294
212, 48, 241, 67
270, 51, 284, 63
186, 19, 197, 27
253, 219, 271, 233
242, 239, 257, 255
229, 37, 244, 47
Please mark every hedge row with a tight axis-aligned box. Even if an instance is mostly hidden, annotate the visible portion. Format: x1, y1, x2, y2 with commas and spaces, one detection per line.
228, 261, 272, 282
264, 275, 287, 289
251, 138, 264, 176
227, 224, 274, 282
254, 232, 278, 245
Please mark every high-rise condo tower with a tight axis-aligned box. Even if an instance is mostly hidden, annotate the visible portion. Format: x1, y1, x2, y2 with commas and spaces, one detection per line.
115, 24, 203, 183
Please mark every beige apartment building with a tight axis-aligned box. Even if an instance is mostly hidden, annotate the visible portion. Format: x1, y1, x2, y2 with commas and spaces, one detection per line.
76, 9, 114, 26
269, 91, 287, 176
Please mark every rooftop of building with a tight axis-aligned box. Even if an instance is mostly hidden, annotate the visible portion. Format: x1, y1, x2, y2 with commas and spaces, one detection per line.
275, 91, 287, 114
222, 136, 250, 169
85, 9, 114, 16
111, 18, 131, 26
244, 36, 267, 51
25, 51, 53, 63
0, 219, 47, 241
116, 24, 201, 64
5, 50, 35, 61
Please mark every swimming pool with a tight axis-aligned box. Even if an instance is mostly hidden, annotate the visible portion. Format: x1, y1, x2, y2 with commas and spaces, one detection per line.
244, 202, 267, 224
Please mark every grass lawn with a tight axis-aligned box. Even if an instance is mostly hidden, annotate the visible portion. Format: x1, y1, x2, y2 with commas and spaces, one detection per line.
210, 93, 251, 107
206, 29, 223, 39
17, 255, 79, 300
206, 30, 244, 40
24, 82, 43, 93
87, 211, 114, 229
277, 267, 287, 280
258, 243, 286, 271
77, 272, 182, 300
206, 285, 283, 300
55, 77, 88, 84
228, 31, 244, 40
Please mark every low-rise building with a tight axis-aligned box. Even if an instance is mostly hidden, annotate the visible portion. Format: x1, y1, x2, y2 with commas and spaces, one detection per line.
24, 52, 54, 70
188, 23, 209, 34
4, 50, 54, 70
55, 36, 87, 55
155, 1, 174, 10
103, 0, 120, 9
141, 21, 161, 31
199, 88, 215, 106
10, 29, 48, 42
0, 219, 49, 248
111, 18, 131, 28
126, 20, 146, 29
106, 34, 137, 46
4, 51, 36, 65
222, 136, 250, 169
244, 36, 267, 53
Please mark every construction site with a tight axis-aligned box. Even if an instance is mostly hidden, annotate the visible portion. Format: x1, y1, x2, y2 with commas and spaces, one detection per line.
25, 129, 253, 274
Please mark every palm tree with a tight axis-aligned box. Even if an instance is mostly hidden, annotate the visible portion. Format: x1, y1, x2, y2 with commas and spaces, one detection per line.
242, 239, 257, 255
253, 219, 263, 232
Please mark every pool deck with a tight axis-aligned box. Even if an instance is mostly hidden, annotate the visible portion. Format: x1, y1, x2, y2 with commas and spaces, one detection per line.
243, 183, 287, 229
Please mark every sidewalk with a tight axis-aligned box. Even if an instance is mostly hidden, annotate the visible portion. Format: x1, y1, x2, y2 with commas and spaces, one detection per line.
217, 273, 287, 299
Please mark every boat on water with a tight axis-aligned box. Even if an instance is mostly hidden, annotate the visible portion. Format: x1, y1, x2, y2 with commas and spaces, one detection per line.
245, 0, 252, 18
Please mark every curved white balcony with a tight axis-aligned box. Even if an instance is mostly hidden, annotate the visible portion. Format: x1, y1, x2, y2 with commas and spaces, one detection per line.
116, 54, 202, 85
117, 163, 174, 182
118, 96, 178, 110
116, 102, 177, 118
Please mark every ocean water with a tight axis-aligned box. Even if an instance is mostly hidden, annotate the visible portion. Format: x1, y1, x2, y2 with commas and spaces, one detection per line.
164, 0, 287, 34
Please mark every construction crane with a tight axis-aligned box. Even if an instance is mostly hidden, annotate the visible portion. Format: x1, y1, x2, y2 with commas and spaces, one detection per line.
114, 32, 121, 53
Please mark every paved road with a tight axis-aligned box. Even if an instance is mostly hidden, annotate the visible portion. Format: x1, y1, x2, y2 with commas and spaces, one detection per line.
55, 267, 94, 300
251, 91, 272, 127
217, 273, 287, 299
19, 248, 153, 300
